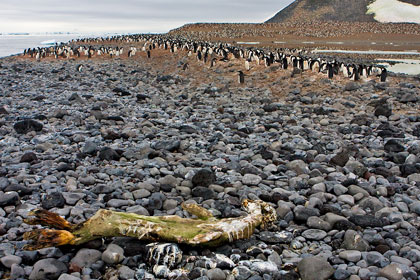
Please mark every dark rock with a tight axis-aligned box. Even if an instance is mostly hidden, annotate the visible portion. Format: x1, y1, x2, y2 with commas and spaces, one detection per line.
344, 82, 360, 91
56, 162, 74, 172
384, 139, 405, 153
0, 106, 8, 115
147, 192, 165, 211
136, 94, 149, 101
98, 147, 121, 161
263, 104, 278, 112
83, 141, 98, 155
259, 231, 293, 244
400, 92, 418, 103
29, 258, 67, 280
333, 269, 351, 280
179, 125, 197, 134
374, 104, 392, 117
343, 230, 370, 251
349, 215, 383, 228
0, 191, 20, 206
41, 192, 65, 209
333, 220, 356, 231
330, 151, 349, 167
4, 184, 32, 196
20, 152, 38, 163
400, 164, 420, 177
69, 249, 101, 272
192, 187, 215, 200
68, 93, 84, 103
152, 140, 180, 152
351, 115, 371, 126
192, 169, 216, 187
106, 116, 124, 122
14, 119, 43, 134
112, 87, 131, 96
294, 206, 320, 222
297, 257, 334, 280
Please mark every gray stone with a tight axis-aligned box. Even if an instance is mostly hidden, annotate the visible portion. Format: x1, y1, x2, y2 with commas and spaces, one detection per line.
57, 274, 81, 280
338, 194, 355, 206
0, 191, 20, 206
301, 229, 327, 240
107, 199, 131, 208
378, 263, 403, 280
232, 265, 252, 280
259, 231, 293, 243
297, 256, 335, 280
62, 192, 86, 205
345, 82, 361, 91
102, 244, 124, 264
339, 250, 362, 262
343, 230, 370, 251
83, 141, 98, 155
287, 160, 309, 175
192, 169, 216, 187
118, 265, 135, 280
207, 268, 226, 280
132, 189, 151, 199
70, 248, 102, 270
242, 174, 262, 185
29, 258, 67, 280
79, 176, 96, 186
163, 199, 178, 210
345, 160, 367, 177
366, 251, 389, 267
307, 216, 332, 231
10, 264, 25, 280
0, 255, 22, 268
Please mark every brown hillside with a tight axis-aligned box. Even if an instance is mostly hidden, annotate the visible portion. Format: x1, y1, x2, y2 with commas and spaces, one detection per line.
266, 0, 377, 23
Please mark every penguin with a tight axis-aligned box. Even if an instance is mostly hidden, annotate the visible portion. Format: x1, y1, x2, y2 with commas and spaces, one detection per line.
245, 59, 250, 71
147, 50, 151, 58
327, 63, 334, 79
380, 68, 387, 82
350, 65, 360, 81
238, 71, 245, 84
182, 63, 189, 71
35, 52, 40, 62
210, 58, 217, 68
76, 64, 83, 72
197, 50, 202, 61
282, 57, 288, 70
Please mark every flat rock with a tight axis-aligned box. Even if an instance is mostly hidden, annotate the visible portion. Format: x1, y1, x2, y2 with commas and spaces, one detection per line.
297, 256, 335, 280
29, 258, 67, 280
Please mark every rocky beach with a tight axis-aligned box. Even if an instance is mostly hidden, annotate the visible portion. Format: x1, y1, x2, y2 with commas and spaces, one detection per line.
0, 36, 420, 280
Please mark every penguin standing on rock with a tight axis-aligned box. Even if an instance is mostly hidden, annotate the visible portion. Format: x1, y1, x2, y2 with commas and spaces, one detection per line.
210, 58, 217, 68
238, 71, 245, 84
245, 59, 250, 71
380, 68, 387, 82
76, 64, 83, 72
327, 63, 334, 79
147, 50, 151, 58
182, 63, 189, 71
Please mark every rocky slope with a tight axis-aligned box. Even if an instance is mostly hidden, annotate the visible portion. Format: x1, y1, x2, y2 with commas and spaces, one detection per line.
266, 0, 377, 23
0, 47, 420, 280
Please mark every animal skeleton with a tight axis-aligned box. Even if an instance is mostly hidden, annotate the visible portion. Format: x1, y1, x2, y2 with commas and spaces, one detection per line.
23, 199, 276, 250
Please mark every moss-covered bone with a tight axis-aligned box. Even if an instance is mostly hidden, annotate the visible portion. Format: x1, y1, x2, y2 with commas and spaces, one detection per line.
23, 199, 276, 250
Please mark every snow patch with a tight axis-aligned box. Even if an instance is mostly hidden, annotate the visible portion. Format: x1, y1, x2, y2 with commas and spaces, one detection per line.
367, 0, 420, 24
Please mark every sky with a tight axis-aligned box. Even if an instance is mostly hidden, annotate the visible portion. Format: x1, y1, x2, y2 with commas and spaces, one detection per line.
0, 0, 294, 34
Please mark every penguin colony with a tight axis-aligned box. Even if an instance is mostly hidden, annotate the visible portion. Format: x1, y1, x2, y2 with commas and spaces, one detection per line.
22, 34, 388, 83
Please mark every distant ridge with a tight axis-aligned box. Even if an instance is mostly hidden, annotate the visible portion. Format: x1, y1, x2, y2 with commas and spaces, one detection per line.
266, 0, 420, 24
266, 0, 377, 23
